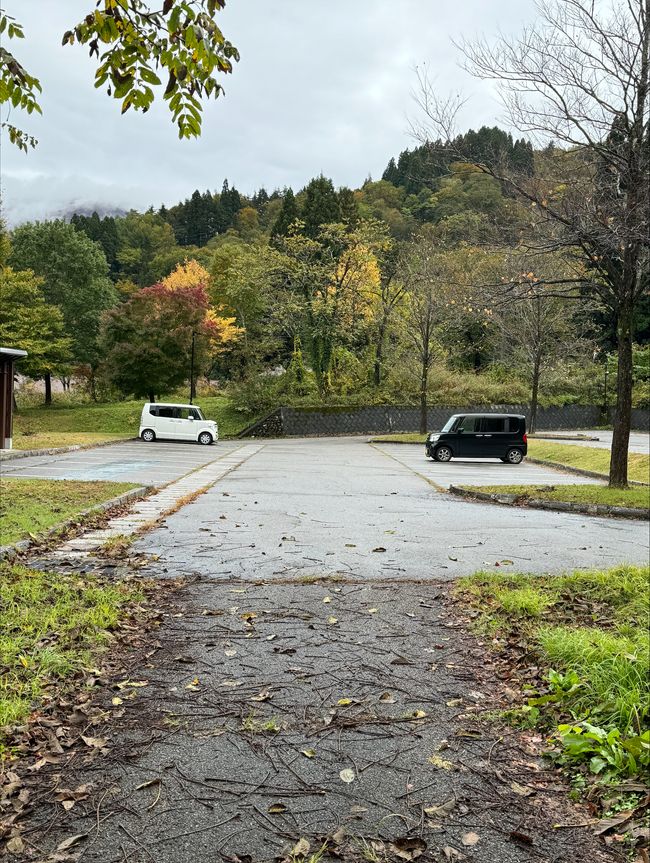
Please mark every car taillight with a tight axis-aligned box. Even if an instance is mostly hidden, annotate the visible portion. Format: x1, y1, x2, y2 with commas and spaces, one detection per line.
523, 433, 528, 443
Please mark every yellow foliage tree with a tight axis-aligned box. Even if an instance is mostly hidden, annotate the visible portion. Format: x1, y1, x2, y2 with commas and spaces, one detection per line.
161, 259, 243, 355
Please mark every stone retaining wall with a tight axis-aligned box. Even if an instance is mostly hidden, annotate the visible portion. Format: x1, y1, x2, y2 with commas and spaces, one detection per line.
240, 404, 649, 437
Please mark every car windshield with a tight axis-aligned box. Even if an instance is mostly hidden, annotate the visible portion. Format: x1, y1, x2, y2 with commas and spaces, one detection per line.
194, 408, 205, 420
440, 416, 458, 433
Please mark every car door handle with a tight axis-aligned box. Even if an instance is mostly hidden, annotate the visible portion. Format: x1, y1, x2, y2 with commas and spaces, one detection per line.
475, 434, 484, 437
482, 434, 492, 437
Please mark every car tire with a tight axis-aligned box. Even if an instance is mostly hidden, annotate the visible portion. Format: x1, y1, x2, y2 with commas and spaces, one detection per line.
434, 445, 453, 462
141, 429, 155, 442
505, 448, 524, 464
198, 431, 213, 446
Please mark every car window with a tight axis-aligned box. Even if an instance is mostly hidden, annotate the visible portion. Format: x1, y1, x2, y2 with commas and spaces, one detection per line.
193, 408, 204, 420
480, 417, 506, 433
460, 416, 480, 432
506, 417, 520, 432
177, 408, 202, 420
441, 416, 458, 433
148, 406, 158, 417
157, 406, 176, 418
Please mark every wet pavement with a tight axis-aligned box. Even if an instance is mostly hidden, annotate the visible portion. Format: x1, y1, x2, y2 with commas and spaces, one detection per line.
132, 437, 648, 580
17, 437, 646, 862
0, 439, 242, 486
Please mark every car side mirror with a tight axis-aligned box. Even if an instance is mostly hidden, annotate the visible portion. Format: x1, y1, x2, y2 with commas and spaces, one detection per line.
188, 416, 194, 421
457, 427, 464, 433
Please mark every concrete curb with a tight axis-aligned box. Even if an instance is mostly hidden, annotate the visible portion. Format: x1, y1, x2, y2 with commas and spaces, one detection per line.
448, 484, 649, 521
0, 485, 154, 561
0, 437, 137, 461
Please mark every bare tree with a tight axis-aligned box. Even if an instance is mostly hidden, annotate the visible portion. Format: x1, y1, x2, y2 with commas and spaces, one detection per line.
498, 288, 587, 432
413, 0, 649, 486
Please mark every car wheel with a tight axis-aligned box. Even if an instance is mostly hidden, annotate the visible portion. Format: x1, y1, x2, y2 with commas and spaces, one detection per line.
198, 432, 213, 446
141, 429, 155, 442
505, 448, 524, 464
434, 446, 453, 462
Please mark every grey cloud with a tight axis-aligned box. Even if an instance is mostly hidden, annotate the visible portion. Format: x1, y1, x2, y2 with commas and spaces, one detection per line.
1, 0, 538, 225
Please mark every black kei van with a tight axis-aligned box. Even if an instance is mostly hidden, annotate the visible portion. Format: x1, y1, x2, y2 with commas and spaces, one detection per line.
425, 413, 528, 464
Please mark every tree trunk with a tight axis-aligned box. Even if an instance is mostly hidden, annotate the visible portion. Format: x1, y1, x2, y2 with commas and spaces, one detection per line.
419, 360, 429, 434
530, 353, 541, 434
190, 375, 197, 401
44, 373, 52, 406
148, 391, 155, 403
374, 317, 388, 387
609, 305, 633, 488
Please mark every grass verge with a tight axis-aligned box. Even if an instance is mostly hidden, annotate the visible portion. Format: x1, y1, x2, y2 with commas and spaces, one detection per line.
455, 565, 649, 789
0, 478, 138, 545
371, 433, 426, 444
460, 483, 649, 510
10, 431, 130, 451
0, 563, 146, 740
13, 394, 252, 444
527, 440, 649, 484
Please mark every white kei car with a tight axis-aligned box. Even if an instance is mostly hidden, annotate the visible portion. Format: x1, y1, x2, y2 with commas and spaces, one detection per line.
139, 402, 218, 445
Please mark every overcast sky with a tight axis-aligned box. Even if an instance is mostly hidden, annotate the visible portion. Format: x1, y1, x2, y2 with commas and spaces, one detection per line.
1, 0, 538, 225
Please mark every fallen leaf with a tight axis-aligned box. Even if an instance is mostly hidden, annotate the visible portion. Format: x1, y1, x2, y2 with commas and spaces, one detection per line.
323, 597, 332, 603
111, 696, 123, 706
225, 649, 237, 657
372, 546, 387, 553
266, 634, 277, 641
240, 612, 257, 622
268, 802, 287, 814
442, 847, 464, 861
510, 781, 535, 797
327, 616, 338, 625
81, 735, 107, 749
185, 678, 201, 690
428, 754, 454, 770
117, 680, 148, 689
6, 836, 25, 854
250, 688, 271, 702
339, 768, 355, 783
388, 837, 427, 860
593, 811, 634, 836
301, 749, 316, 759
291, 838, 310, 856
412, 709, 427, 719
337, 698, 353, 706
56, 834, 88, 852
509, 830, 533, 845
379, 692, 396, 703
135, 779, 160, 790
423, 798, 456, 819
461, 832, 480, 846
368, 608, 378, 614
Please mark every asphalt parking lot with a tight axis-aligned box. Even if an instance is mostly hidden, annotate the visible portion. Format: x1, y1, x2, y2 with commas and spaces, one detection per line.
0, 439, 242, 486
131, 436, 649, 580
375, 440, 602, 487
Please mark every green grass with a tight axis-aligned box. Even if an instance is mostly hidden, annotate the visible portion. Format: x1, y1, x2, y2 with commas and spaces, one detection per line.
371, 433, 426, 443
0, 478, 138, 545
12, 393, 252, 447
12, 431, 130, 450
461, 483, 649, 510
0, 563, 144, 738
457, 564, 650, 733
527, 440, 649, 484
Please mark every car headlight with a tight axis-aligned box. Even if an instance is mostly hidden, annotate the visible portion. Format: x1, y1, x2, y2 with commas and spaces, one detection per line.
428, 433, 439, 442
